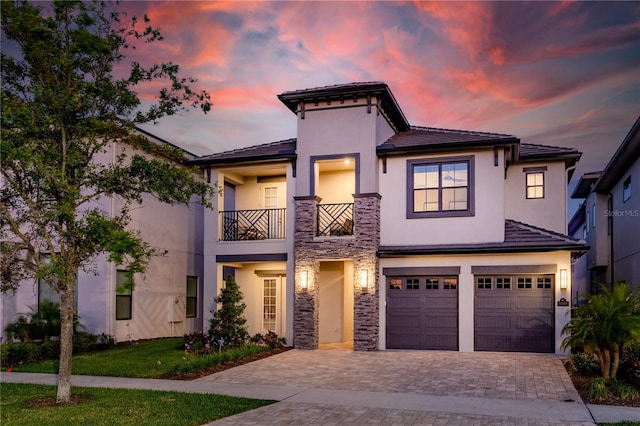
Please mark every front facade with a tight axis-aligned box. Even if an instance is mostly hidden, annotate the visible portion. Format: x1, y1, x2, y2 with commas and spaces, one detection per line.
569, 117, 640, 295
193, 82, 586, 354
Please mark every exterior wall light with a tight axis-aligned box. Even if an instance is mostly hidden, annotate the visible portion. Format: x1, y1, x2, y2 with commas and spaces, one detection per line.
300, 270, 309, 290
359, 269, 368, 289
560, 269, 568, 290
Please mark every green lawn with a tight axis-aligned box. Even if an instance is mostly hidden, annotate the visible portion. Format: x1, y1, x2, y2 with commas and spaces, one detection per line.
10, 338, 272, 378
0, 383, 274, 426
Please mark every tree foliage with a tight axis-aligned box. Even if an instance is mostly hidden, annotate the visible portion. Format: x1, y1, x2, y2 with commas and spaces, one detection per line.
562, 283, 640, 379
1, 1, 214, 403
209, 275, 249, 348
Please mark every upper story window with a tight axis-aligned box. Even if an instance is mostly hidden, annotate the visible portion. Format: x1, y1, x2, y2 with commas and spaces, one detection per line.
407, 156, 474, 218
526, 172, 545, 199
623, 176, 631, 203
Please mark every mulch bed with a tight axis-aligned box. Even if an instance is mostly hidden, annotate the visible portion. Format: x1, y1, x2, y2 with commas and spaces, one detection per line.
160, 347, 291, 380
563, 361, 640, 407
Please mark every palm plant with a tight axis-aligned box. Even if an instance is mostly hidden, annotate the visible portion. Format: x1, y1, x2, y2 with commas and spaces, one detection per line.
562, 282, 640, 379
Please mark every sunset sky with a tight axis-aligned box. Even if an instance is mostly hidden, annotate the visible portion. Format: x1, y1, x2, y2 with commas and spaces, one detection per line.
18, 2, 640, 198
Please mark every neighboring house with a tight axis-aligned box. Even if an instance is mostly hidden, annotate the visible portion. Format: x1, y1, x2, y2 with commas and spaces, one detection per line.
569, 117, 640, 295
191, 82, 586, 354
1, 130, 205, 343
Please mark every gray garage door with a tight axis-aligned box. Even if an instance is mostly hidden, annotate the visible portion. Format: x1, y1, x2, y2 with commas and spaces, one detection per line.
475, 275, 554, 353
386, 276, 458, 350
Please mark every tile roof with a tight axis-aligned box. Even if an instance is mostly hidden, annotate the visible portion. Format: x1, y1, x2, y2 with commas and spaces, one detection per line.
189, 139, 296, 166
377, 126, 519, 156
519, 143, 581, 160
278, 81, 410, 132
378, 219, 586, 256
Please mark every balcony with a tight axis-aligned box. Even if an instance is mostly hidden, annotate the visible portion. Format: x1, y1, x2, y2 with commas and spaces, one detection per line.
220, 208, 286, 241
317, 203, 354, 237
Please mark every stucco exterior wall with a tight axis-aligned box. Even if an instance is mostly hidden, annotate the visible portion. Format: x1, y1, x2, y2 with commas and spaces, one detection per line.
2, 141, 205, 343
295, 100, 381, 196
610, 156, 640, 287
379, 251, 573, 354
380, 150, 505, 245
504, 161, 567, 233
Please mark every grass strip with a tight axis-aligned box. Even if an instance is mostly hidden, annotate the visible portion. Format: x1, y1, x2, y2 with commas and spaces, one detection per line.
11, 338, 272, 378
0, 383, 274, 426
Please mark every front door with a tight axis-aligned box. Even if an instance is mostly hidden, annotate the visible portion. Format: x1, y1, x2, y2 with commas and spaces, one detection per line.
262, 278, 277, 333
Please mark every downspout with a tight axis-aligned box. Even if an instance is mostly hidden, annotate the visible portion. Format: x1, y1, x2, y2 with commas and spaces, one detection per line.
107, 141, 116, 337
608, 193, 614, 289
565, 164, 577, 233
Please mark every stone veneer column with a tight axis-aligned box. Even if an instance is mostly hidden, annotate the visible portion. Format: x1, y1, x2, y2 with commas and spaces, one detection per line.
293, 194, 381, 351
293, 196, 321, 349
353, 194, 380, 351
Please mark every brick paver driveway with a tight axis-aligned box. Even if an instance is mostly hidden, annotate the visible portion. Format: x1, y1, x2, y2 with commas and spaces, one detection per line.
198, 348, 579, 402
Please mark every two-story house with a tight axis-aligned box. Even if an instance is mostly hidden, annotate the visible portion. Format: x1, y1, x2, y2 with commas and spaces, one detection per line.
192, 82, 586, 354
1, 130, 205, 343
569, 116, 640, 296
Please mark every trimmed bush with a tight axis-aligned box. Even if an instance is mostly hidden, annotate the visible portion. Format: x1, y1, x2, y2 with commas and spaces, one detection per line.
570, 352, 599, 375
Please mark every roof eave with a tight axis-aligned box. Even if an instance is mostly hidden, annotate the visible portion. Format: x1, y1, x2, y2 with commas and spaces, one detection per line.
377, 137, 519, 157
377, 244, 587, 257
189, 153, 296, 167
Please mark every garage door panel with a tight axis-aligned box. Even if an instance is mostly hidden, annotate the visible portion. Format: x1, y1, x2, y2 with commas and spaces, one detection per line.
476, 296, 511, 309
387, 313, 420, 328
475, 274, 554, 353
424, 296, 457, 309
424, 335, 457, 349
516, 295, 553, 309
389, 296, 420, 309
387, 276, 458, 351
476, 315, 511, 329
423, 315, 457, 329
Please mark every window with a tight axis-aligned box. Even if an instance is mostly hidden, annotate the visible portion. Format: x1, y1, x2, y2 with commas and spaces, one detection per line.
586, 210, 590, 235
592, 204, 596, 228
406, 278, 420, 290
443, 277, 457, 289
526, 172, 544, 199
186, 276, 197, 318
408, 156, 473, 218
496, 277, 511, 289
517, 277, 533, 289
623, 176, 631, 203
115, 270, 133, 320
388, 278, 402, 290
263, 279, 277, 332
425, 277, 439, 290
477, 277, 492, 289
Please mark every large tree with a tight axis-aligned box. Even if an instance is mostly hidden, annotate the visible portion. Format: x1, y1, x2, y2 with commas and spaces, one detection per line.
1, 1, 214, 403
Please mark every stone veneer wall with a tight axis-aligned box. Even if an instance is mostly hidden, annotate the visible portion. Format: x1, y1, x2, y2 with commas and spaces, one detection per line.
293, 194, 380, 351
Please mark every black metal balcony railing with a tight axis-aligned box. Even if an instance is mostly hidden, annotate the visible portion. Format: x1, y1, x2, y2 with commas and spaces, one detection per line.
220, 208, 286, 241
317, 203, 354, 237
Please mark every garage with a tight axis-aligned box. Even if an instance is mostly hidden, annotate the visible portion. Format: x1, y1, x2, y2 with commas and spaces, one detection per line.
474, 275, 554, 353
386, 275, 458, 350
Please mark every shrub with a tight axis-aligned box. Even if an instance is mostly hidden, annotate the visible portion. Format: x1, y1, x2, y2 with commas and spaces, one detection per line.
588, 378, 612, 401
620, 341, 640, 385
249, 331, 286, 349
570, 352, 599, 375
183, 332, 214, 354
1, 342, 41, 368
609, 378, 640, 400
209, 275, 249, 348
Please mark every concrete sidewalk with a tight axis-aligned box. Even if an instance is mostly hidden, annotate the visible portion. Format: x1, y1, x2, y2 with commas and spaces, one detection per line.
3, 371, 640, 425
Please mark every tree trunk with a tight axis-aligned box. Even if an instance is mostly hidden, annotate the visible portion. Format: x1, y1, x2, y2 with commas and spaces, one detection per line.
602, 347, 611, 379
56, 284, 75, 403
611, 344, 620, 379
594, 346, 606, 378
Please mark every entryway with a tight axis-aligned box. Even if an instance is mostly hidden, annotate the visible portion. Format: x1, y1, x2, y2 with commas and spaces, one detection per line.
318, 261, 354, 347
